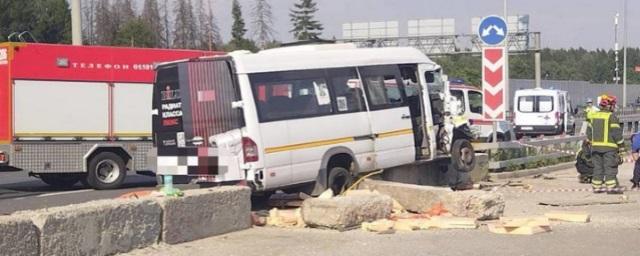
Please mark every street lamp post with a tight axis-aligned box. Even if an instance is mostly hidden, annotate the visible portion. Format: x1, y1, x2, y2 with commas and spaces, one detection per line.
623, 0, 628, 107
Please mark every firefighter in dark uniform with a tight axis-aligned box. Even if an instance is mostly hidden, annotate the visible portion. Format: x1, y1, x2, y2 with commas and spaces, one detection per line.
586, 95, 625, 194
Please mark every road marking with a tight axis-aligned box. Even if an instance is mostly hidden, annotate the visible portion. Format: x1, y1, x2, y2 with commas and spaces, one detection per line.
35, 189, 93, 197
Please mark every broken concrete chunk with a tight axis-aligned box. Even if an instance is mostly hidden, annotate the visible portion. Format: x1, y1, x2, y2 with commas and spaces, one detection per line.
360, 179, 505, 220
544, 211, 591, 223
302, 192, 393, 230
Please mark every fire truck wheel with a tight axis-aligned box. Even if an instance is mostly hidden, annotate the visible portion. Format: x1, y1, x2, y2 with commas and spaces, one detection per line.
87, 152, 127, 190
451, 139, 476, 173
327, 167, 352, 195
40, 174, 81, 188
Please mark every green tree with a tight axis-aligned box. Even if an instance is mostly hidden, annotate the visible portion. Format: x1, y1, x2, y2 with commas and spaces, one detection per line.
231, 0, 247, 42
226, 0, 257, 51
196, 0, 222, 50
32, 0, 71, 43
172, 0, 197, 49
289, 0, 323, 40
0, 1, 35, 42
113, 18, 155, 48
142, 0, 165, 48
95, 0, 117, 45
252, 0, 276, 49
0, 0, 70, 43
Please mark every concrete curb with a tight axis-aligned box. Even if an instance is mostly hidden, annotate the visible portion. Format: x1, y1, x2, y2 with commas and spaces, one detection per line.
0, 216, 39, 256
28, 199, 162, 256
0, 186, 251, 256
488, 162, 575, 180
157, 186, 252, 244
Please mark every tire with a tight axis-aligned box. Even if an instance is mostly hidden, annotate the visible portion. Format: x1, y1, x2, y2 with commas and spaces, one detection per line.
451, 139, 476, 173
87, 152, 127, 190
40, 174, 81, 188
327, 167, 352, 195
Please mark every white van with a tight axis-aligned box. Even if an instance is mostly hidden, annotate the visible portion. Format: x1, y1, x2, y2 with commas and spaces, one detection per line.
449, 84, 511, 141
513, 88, 576, 136
151, 44, 476, 195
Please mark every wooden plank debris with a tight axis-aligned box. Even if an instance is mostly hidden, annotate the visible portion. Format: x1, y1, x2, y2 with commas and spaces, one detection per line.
544, 211, 591, 223
487, 216, 552, 235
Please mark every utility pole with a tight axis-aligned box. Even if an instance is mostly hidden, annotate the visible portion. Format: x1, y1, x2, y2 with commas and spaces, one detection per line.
614, 13, 620, 84
71, 0, 82, 45
622, 0, 628, 107
504, 0, 510, 111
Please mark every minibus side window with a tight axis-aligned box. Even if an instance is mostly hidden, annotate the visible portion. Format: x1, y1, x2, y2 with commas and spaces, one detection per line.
360, 65, 405, 110
327, 68, 365, 113
250, 70, 333, 122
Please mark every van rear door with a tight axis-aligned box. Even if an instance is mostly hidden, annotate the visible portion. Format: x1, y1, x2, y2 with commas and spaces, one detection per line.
515, 93, 556, 129
152, 59, 244, 180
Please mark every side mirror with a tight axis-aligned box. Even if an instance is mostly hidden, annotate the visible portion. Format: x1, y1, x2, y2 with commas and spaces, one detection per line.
425, 72, 435, 83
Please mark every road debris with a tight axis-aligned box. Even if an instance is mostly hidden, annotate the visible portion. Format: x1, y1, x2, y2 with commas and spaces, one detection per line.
544, 211, 591, 223
265, 208, 305, 228
539, 196, 635, 207
301, 189, 393, 230
361, 219, 395, 234
488, 216, 552, 235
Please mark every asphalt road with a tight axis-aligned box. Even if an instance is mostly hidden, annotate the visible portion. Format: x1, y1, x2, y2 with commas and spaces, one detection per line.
0, 170, 158, 215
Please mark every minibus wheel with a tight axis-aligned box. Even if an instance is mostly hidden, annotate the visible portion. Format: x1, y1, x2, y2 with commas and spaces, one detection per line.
327, 167, 352, 195
451, 139, 476, 173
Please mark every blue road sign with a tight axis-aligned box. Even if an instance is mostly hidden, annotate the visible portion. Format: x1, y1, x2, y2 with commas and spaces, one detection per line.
478, 16, 508, 46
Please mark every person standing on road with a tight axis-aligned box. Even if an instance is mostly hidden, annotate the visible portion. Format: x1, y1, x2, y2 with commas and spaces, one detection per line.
630, 132, 640, 189
586, 94, 625, 194
584, 98, 599, 117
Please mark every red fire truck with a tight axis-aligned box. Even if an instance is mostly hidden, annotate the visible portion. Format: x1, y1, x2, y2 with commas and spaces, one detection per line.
0, 43, 216, 189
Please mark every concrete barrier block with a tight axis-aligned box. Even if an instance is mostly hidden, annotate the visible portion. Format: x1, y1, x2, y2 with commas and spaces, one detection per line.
157, 186, 251, 245
360, 179, 504, 220
301, 192, 393, 230
0, 216, 39, 256
28, 199, 161, 256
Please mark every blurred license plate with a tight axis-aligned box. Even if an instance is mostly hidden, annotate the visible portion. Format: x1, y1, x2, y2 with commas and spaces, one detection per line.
521, 127, 533, 130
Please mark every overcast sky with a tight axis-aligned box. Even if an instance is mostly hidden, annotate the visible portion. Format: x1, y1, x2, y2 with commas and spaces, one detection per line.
200, 0, 638, 50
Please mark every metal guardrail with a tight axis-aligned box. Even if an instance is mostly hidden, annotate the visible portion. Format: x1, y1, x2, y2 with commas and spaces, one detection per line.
474, 134, 584, 170
473, 109, 640, 171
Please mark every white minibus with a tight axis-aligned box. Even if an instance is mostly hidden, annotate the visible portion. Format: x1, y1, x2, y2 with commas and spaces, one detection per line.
151, 44, 476, 194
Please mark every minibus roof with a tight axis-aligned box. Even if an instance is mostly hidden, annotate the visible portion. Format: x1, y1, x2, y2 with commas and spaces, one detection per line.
229, 43, 439, 74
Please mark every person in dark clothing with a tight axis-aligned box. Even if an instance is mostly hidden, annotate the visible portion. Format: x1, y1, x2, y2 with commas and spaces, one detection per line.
630, 132, 640, 189
586, 94, 625, 194
575, 142, 594, 184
